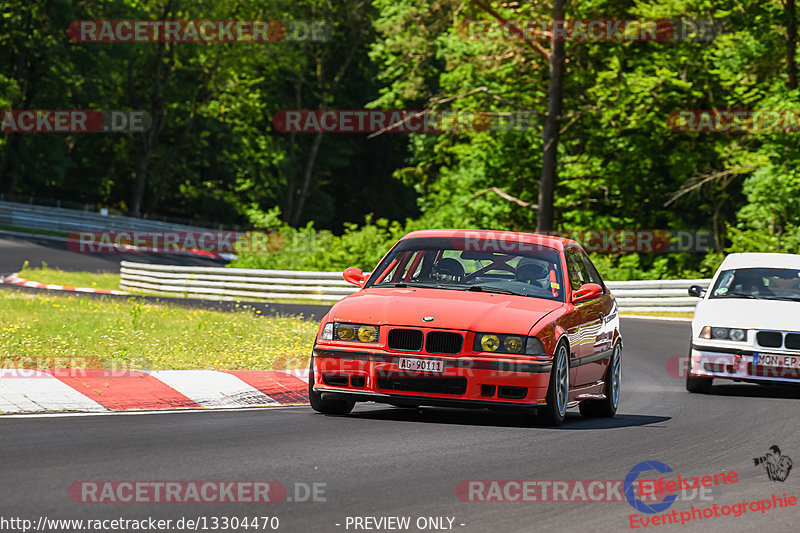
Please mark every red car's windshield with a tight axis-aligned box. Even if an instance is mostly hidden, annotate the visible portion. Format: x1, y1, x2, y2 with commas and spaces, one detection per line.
366, 236, 566, 302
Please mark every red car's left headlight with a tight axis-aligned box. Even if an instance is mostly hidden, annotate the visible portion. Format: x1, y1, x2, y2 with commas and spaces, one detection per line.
320, 322, 380, 343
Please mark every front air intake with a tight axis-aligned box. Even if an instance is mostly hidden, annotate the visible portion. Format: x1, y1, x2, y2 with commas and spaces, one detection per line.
756, 331, 783, 348
377, 373, 467, 395
388, 329, 424, 351
785, 333, 800, 350
321, 373, 349, 387
425, 331, 463, 355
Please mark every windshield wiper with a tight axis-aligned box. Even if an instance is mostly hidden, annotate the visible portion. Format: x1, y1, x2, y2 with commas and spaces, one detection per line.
467, 285, 523, 296
724, 292, 761, 299
724, 292, 800, 301
389, 282, 458, 290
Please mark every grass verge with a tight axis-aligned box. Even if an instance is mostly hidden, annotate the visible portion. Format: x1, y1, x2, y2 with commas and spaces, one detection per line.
620, 311, 694, 319
0, 224, 71, 238
0, 290, 318, 370
16, 264, 121, 291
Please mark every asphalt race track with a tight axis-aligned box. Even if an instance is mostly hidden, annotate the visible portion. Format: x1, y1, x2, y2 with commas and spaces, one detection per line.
2, 319, 799, 533
0, 233, 227, 274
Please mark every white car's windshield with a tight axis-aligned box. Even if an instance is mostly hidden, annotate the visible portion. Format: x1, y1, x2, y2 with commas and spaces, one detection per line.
710, 267, 800, 301
366, 236, 566, 302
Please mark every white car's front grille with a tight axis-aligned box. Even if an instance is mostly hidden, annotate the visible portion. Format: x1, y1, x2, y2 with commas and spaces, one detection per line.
786, 333, 800, 350
755, 330, 800, 351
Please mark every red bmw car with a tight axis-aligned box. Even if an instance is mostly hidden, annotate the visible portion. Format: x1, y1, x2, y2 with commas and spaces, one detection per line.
309, 229, 622, 425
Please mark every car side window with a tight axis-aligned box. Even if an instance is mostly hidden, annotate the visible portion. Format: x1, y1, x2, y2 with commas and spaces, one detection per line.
578, 250, 606, 291
565, 248, 588, 290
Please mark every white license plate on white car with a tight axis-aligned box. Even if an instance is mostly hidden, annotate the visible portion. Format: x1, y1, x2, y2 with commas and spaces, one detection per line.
757, 354, 800, 368
397, 357, 444, 373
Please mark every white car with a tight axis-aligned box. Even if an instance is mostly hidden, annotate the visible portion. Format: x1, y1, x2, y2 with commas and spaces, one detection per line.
687, 252, 800, 393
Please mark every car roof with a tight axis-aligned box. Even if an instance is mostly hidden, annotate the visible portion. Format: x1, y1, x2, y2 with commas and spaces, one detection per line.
719, 252, 800, 270
400, 229, 577, 251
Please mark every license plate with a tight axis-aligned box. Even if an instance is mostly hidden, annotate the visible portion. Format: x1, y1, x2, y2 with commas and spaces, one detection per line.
756, 353, 800, 369
397, 357, 444, 373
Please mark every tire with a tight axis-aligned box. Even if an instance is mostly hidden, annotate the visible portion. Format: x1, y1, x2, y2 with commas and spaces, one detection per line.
538, 341, 570, 426
686, 373, 713, 394
308, 357, 355, 415
579, 342, 621, 418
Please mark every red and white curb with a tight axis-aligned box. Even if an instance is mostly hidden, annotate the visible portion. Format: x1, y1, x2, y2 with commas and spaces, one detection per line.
1, 273, 127, 295
0, 369, 309, 414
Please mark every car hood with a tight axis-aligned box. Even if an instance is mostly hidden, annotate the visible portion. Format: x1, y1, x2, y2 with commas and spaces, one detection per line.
329, 287, 563, 335
694, 298, 800, 331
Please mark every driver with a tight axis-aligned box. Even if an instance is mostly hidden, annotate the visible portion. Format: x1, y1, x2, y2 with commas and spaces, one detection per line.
430, 258, 465, 283
732, 270, 772, 296
515, 259, 549, 289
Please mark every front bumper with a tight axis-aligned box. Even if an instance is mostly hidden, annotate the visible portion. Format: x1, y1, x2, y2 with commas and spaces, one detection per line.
690, 343, 800, 383
311, 347, 553, 408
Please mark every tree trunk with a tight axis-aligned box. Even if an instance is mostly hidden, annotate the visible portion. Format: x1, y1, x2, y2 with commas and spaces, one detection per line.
537, 0, 567, 232
290, 130, 324, 226
286, 36, 360, 225
788, 0, 798, 89
284, 75, 304, 223
1, 7, 33, 194
132, 141, 153, 216
131, 90, 163, 217
0, 134, 22, 194
130, 1, 174, 217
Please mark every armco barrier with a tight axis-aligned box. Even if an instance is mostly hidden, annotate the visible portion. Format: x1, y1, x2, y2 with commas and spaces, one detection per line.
0, 200, 214, 233
605, 279, 710, 312
120, 261, 359, 301
120, 261, 710, 311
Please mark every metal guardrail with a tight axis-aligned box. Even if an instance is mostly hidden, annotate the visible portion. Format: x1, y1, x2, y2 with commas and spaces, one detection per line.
0, 200, 214, 233
120, 261, 359, 301
120, 261, 710, 311
605, 279, 710, 312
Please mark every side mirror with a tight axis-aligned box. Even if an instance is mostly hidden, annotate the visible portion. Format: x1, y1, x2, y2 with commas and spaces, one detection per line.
343, 267, 367, 287
572, 283, 603, 304
688, 285, 705, 298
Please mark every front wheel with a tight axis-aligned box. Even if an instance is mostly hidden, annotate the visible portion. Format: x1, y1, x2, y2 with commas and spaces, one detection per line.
308, 358, 355, 415
579, 342, 621, 418
685, 373, 713, 394
538, 342, 570, 426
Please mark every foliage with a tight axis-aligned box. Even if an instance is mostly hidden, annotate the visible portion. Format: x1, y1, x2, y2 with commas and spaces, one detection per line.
2, 0, 800, 279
